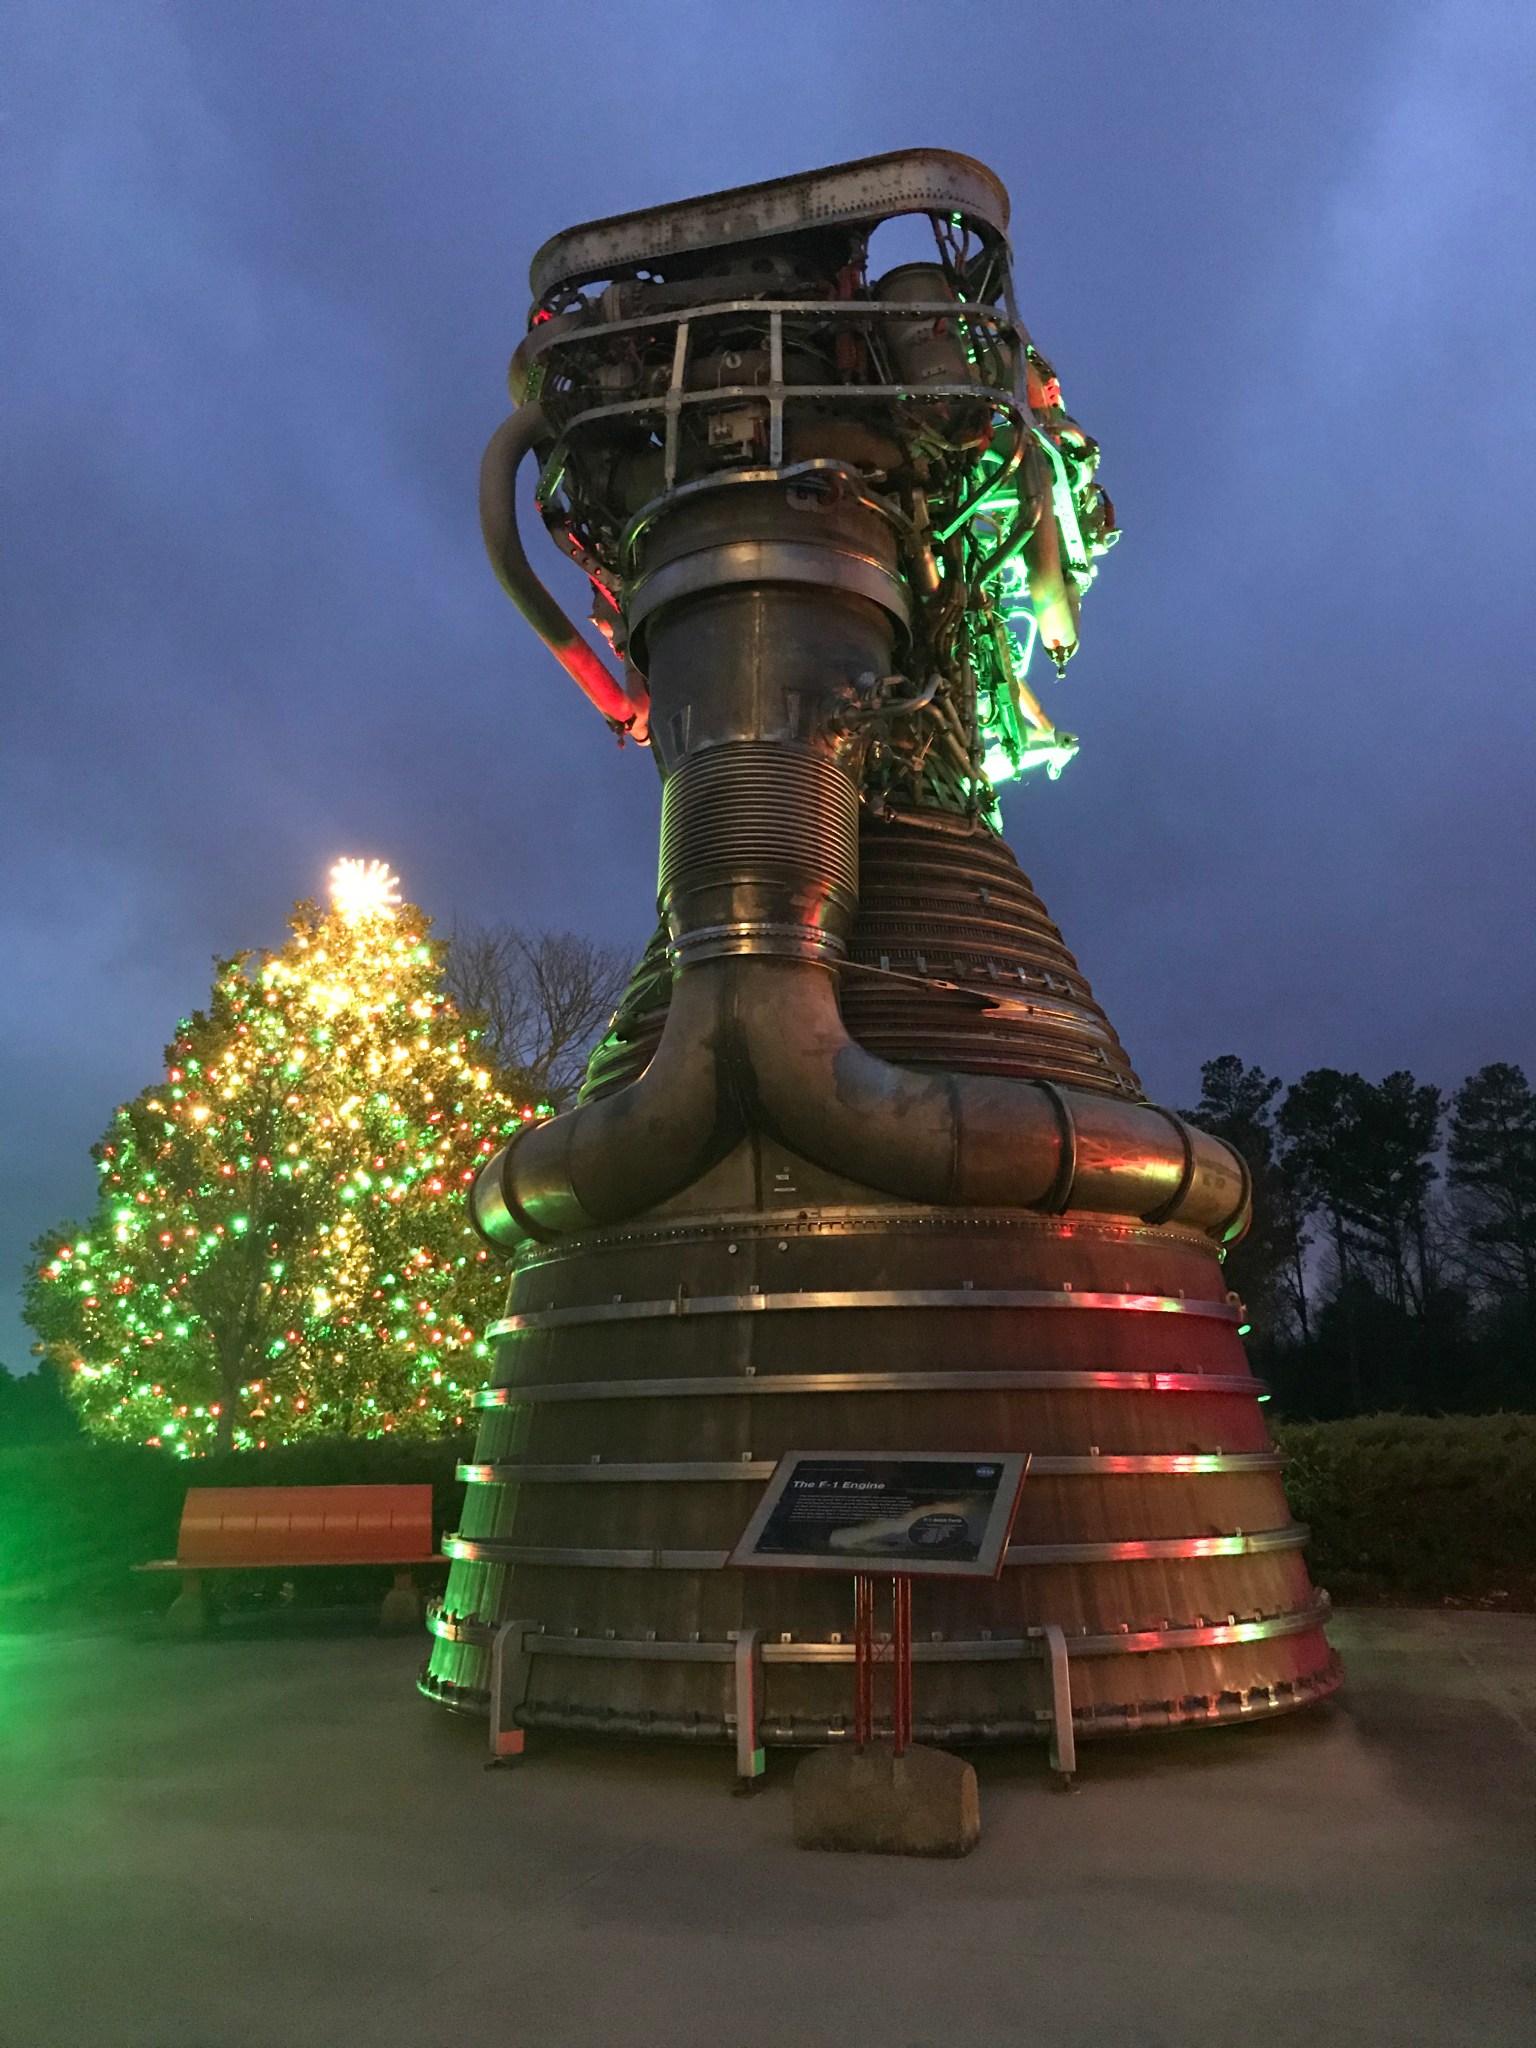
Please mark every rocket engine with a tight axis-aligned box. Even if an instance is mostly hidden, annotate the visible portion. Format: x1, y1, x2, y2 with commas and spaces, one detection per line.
422, 151, 1340, 1746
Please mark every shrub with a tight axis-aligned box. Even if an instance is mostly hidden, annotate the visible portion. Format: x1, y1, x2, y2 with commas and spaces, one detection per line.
1276, 1412, 1536, 1604
4, 1416, 1533, 1623
0, 1434, 470, 1619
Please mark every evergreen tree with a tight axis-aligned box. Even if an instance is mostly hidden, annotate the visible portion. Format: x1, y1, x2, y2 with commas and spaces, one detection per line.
24, 861, 535, 1453
1447, 1062, 1536, 1304
1183, 1055, 1306, 1341
1277, 1068, 1441, 1312
1370, 1070, 1445, 1311
1275, 1066, 1443, 1413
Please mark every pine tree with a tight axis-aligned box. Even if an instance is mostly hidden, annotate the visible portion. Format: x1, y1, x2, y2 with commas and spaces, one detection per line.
24, 861, 535, 1454
1183, 1055, 1307, 1341
1448, 1062, 1536, 1304
1277, 1068, 1441, 1312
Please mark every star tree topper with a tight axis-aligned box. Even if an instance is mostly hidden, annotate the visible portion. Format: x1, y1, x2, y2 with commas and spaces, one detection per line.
329, 858, 403, 924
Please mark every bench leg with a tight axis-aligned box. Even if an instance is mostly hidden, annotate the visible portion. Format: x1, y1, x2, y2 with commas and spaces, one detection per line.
379, 1568, 424, 1631
165, 1572, 207, 1638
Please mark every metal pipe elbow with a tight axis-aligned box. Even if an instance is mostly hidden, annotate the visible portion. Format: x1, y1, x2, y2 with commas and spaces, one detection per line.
728, 958, 968, 1202
733, 958, 1250, 1242
472, 955, 1250, 1251
479, 406, 650, 739
469, 968, 735, 1248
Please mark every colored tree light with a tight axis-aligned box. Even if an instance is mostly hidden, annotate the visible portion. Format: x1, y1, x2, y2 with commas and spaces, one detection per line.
25, 866, 540, 1453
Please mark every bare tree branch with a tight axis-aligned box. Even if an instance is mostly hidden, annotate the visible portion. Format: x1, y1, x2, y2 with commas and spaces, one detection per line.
445, 923, 631, 1109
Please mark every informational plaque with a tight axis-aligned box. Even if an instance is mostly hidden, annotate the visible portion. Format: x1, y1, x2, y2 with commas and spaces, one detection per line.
728, 1451, 1029, 1579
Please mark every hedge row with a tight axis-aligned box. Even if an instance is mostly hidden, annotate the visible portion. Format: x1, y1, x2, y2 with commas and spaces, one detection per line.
1274, 1412, 1536, 1604
0, 1436, 471, 1618
2, 1415, 1533, 1621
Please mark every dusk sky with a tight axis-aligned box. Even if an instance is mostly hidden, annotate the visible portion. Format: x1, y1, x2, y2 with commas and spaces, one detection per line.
5, 1, 1534, 1368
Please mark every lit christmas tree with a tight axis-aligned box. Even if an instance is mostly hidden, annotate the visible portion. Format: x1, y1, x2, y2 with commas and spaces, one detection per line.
25, 860, 536, 1454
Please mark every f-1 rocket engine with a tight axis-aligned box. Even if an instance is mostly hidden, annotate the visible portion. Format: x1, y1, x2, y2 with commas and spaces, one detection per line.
422, 151, 1339, 1746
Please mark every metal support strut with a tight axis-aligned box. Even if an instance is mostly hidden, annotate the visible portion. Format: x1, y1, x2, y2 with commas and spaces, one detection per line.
487, 1617, 537, 1766
733, 1627, 765, 1790
1043, 1621, 1076, 1783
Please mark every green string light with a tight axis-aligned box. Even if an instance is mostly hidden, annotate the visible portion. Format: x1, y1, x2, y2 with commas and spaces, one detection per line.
22, 870, 536, 1453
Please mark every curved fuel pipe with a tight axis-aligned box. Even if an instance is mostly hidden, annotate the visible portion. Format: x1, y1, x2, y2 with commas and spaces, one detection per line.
471, 953, 1251, 1249
479, 406, 651, 740
732, 957, 1248, 1236
1019, 439, 1079, 667
470, 965, 737, 1241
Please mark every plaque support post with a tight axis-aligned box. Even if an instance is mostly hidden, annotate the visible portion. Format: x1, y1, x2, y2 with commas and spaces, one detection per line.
853, 1574, 913, 1756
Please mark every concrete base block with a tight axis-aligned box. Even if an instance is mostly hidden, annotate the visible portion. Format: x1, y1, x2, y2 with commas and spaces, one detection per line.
379, 1578, 424, 1632
793, 1743, 980, 1858
164, 1579, 207, 1638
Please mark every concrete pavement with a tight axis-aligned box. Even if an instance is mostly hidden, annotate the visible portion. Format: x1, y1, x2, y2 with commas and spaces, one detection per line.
1, 1609, 1532, 2048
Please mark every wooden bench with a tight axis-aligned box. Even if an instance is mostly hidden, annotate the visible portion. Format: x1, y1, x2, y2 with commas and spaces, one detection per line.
138, 1484, 442, 1635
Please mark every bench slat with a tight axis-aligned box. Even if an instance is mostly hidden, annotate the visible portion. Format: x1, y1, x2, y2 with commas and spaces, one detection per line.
173, 1485, 437, 1569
